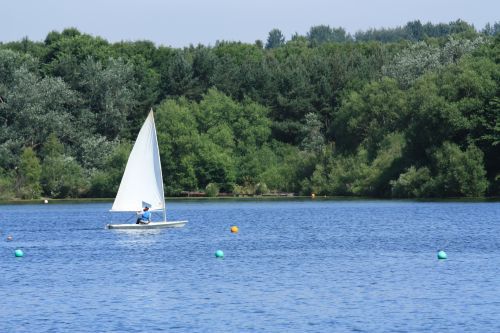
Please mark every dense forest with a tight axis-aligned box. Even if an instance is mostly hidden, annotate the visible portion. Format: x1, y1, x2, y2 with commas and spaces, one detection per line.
0, 19, 499, 199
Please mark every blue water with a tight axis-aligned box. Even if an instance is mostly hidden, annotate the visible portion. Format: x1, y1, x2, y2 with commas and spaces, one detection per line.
1, 200, 499, 332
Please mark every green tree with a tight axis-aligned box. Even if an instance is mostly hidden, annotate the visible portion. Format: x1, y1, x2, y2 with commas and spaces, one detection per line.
79, 135, 118, 170
211, 42, 268, 101
383, 36, 486, 88
482, 22, 500, 36
307, 25, 349, 46
268, 54, 314, 143
164, 50, 195, 98
334, 78, 406, 155
390, 166, 432, 198
80, 57, 137, 139
361, 132, 406, 196
321, 149, 370, 196
0, 49, 38, 90
41, 135, 86, 198
196, 89, 271, 150
429, 142, 488, 197
301, 112, 325, 153
404, 20, 424, 41
238, 145, 278, 185
191, 45, 217, 99
265, 29, 286, 49
89, 142, 131, 197
41, 133, 64, 159
43, 29, 112, 87
18, 147, 42, 199
404, 76, 465, 163
156, 98, 200, 193
0, 168, 15, 199
3, 67, 78, 148
205, 182, 220, 197
195, 138, 236, 189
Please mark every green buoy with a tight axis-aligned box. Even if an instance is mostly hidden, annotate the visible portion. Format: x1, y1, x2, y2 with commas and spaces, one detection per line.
14, 249, 24, 257
437, 250, 447, 260
215, 250, 224, 258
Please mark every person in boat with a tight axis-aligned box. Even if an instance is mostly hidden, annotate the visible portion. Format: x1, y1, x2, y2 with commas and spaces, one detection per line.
136, 206, 152, 224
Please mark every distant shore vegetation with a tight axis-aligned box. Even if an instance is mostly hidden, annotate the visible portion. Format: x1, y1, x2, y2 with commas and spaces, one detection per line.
0, 20, 498, 199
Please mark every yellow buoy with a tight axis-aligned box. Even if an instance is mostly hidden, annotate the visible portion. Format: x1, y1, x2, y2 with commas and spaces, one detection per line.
230, 226, 239, 233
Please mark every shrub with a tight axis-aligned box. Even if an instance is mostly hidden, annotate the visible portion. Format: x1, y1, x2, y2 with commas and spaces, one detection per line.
0, 170, 15, 200
430, 142, 488, 197
205, 182, 220, 197
255, 182, 269, 195
390, 166, 432, 198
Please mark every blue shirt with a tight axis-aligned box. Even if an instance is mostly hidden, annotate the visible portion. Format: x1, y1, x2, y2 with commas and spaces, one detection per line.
140, 210, 151, 222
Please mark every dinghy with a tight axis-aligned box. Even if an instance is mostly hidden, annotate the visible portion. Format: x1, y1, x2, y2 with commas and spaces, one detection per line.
106, 110, 187, 230
106, 221, 186, 230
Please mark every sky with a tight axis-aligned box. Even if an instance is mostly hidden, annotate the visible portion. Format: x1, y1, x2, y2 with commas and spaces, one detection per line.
1, 0, 499, 47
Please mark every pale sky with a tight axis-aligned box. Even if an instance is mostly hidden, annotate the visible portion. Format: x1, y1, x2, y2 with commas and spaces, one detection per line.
1, 0, 498, 47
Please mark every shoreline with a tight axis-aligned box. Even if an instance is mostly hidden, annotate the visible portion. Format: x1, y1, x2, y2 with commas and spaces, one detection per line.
1, 196, 499, 205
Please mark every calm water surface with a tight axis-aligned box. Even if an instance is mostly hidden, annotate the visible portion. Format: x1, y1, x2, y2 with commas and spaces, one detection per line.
1, 200, 499, 332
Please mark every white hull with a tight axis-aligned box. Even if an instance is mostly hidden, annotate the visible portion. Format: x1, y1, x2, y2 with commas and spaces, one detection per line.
106, 220, 187, 230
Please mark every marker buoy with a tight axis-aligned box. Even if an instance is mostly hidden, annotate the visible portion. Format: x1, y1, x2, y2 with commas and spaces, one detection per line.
6, 235, 13, 241
311, 193, 315, 199
437, 250, 447, 260
44, 199, 48, 204
230, 226, 239, 233
215, 250, 224, 258
15, 249, 24, 257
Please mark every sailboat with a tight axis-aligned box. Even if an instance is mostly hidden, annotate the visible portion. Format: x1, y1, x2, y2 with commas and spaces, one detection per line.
106, 110, 187, 230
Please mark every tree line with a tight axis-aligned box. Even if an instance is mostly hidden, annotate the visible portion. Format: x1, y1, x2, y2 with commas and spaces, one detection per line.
0, 19, 498, 199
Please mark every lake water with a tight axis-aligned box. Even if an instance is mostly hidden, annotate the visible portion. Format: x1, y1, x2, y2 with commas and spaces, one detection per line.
1, 199, 499, 332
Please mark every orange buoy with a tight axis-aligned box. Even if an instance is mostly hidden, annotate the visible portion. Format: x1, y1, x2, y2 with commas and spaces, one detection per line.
230, 226, 239, 233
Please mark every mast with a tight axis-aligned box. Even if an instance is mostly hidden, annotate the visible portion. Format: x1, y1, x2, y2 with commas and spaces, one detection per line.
151, 109, 167, 222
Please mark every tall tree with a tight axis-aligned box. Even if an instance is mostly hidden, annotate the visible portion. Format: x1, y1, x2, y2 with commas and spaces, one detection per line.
18, 147, 42, 199
265, 29, 286, 49
41, 134, 86, 198
80, 57, 137, 139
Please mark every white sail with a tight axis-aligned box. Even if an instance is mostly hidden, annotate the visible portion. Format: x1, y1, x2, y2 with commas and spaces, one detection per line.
111, 110, 165, 212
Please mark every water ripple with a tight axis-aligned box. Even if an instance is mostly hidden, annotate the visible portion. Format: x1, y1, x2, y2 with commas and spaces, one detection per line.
0, 200, 499, 332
